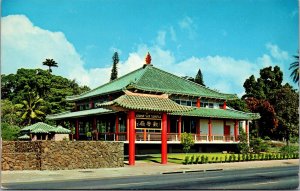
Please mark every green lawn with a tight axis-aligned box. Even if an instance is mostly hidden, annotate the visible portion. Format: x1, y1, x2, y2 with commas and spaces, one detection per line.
138, 153, 240, 164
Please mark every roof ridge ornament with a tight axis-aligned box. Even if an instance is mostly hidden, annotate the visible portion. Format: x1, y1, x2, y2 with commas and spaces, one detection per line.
145, 52, 152, 65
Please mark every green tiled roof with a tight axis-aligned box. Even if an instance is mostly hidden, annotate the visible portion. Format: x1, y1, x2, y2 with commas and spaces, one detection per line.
170, 108, 260, 120
46, 108, 115, 120
66, 65, 238, 101
21, 122, 71, 134
99, 94, 193, 112
18, 134, 31, 140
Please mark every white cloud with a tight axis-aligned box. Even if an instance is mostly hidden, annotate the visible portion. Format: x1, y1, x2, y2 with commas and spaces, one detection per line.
169, 26, 177, 42
266, 43, 289, 60
156, 31, 166, 46
178, 16, 197, 39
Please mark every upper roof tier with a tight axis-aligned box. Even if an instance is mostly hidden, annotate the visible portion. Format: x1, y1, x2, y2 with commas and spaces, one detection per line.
66, 64, 238, 101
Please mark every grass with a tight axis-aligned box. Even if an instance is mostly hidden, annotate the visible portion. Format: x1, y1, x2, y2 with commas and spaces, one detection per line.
139, 153, 240, 164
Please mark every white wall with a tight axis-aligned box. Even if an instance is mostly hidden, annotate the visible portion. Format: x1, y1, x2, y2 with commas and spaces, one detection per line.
199, 119, 208, 135
212, 120, 223, 135
54, 134, 69, 141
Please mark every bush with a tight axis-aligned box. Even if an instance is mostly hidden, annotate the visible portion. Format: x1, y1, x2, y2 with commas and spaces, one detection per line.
211, 157, 215, 163
228, 155, 232, 162
251, 137, 269, 153
215, 157, 219, 163
200, 155, 205, 164
224, 155, 228, 162
181, 133, 195, 153
1, 123, 21, 141
232, 154, 236, 162
205, 156, 209, 164
280, 145, 299, 155
183, 156, 190, 165
190, 155, 195, 164
195, 155, 200, 164
238, 154, 241, 162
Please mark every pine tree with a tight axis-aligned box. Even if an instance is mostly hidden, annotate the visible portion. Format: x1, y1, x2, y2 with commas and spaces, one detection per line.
110, 52, 119, 81
194, 69, 205, 86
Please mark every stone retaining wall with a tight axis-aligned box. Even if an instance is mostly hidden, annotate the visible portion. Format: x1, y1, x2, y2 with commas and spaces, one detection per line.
1, 141, 124, 170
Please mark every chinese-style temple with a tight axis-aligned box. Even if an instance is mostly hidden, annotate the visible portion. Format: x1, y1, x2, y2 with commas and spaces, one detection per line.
47, 53, 260, 165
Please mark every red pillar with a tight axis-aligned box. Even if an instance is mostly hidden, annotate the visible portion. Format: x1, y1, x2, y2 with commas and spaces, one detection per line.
196, 98, 200, 108
115, 115, 119, 141
143, 129, 147, 141
208, 118, 212, 141
126, 114, 129, 141
167, 116, 171, 133
76, 119, 79, 140
245, 120, 249, 144
178, 116, 182, 141
128, 110, 136, 165
234, 120, 238, 141
223, 101, 226, 110
161, 113, 167, 164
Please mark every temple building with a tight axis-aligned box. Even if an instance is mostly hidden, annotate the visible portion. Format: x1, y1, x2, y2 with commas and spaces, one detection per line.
47, 53, 260, 165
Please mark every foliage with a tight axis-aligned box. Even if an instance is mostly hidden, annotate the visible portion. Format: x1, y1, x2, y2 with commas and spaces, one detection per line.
280, 145, 299, 155
1, 123, 21, 141
227, 99, 249, 112
1, 68, 90, 126
110, 52, 119, 81
238, 127, 249, 154
180, 133, 195, 153
289, 54, 299, 83
1, 99, 21, 125
86, 131, 92, 137
250, 137, 269, 153
15, 92, 46, 125
194, 69, 205, 86
42, 58, 58, 73
183, 156, 190, 164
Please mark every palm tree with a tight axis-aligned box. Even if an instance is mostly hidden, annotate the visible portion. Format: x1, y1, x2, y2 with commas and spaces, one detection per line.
289, 54, 299, 83
15, 92, 46, 125
42, 58, 58, 73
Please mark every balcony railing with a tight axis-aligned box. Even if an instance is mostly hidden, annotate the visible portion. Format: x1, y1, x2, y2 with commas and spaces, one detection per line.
94, 132, 237, 142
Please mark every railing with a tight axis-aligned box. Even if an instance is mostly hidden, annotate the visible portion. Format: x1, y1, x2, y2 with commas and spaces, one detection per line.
92, 132, 238, 142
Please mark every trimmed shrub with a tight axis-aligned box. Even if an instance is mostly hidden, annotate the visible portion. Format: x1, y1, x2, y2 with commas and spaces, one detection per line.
211, 157, 215, 164
228, 155, 232, 163
224, 155, 228, 163
183, 156, 190, 165
216, 157, 219, 163
238, 154, 241, 162
201, 155, 205, 164
190, 155, 195, 164
195, 155, 200, 164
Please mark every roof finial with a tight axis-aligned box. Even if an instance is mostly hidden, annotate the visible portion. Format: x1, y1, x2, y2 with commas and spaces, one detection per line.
145, 52, 151, 65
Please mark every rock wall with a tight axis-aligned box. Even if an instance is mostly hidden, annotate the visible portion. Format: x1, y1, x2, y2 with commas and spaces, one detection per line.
1, 141, 124, 170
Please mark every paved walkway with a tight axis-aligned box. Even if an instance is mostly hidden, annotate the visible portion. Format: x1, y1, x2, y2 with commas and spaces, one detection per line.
1, 159, 299, 184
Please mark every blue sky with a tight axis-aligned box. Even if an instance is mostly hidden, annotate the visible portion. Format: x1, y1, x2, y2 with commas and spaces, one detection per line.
1, 0, 299, 96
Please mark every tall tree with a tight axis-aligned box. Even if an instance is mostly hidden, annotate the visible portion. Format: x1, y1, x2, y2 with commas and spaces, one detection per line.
43, 58, 58, 73
194, 69, 205, 86
15, 92, 46, 125
110, 52, 119, 81
289, 54, 299, 84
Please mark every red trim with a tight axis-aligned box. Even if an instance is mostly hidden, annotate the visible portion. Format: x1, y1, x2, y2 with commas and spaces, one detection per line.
234, 120, 238, 141
128, 110, 136, 165
196, 98, 200, 108
161, 113, 167, 164
178, 116, 182, 140
115, 115, 119, 141
143, 129, 147, 141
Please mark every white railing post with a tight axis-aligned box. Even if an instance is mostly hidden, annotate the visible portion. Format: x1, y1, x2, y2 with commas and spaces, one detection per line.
148, 134, 150, 141
175, 134, 178, 141
104, 134, 107, 141
194, 134, 197, 142
113, 134, 115, 141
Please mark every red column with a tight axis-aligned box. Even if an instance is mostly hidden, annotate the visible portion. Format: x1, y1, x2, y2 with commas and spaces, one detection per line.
234, 120, 238, 141
196, 98, 200, 108
167, 116, 171, 133
196, 119, 200, 141
76, 119, 79, 140
143, 129, 147, 141
126, 114, 129, 141
178, 116, 182, 141
115, 115, 119, 141
161, 113, 167, 164
223, 101, 226, 110
208, 118, 212, 141
245, 120, 249, 144
128, 110, 136, 166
